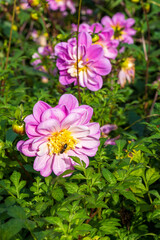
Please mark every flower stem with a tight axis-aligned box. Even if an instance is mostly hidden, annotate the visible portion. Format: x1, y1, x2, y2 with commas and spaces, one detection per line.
141, 0, 151, 112
1, 0, 17, 92
76, 0, 82, 104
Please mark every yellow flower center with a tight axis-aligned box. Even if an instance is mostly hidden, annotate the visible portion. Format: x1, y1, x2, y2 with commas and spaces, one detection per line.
47, 129, 78, 155
122, 58, 135, 70
112, 24, 124, 40
67, 59, 88, 77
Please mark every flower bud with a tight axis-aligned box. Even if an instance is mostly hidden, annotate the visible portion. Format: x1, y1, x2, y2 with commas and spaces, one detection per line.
12, 122, 25, 135
144, 3, 150, 13
31, 12, 38, 20
92, 34, 99, 43
28, 0, 40, 7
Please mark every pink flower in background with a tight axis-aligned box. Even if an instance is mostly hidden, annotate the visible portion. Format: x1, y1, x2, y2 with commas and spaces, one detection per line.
20, 0, 30, 9
101, 124, 119, 146
31, 46, 55, 83
47, 0, 76, 14
93, 28, 119, 59
101, 13, 136, 44
71, 23, 119, 60
71, 23, 103, 34
118, 57, 135, 88
17, 94, 100, 177
55, 32, 112, 91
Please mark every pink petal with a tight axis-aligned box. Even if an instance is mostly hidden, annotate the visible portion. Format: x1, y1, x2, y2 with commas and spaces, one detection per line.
86, 122, 100, 137
41, 107, 67, 123
86, 75, 103, 91
101, 16, 113, 27
71, 105, 93, 124
33, 154, 50, 171
61, 112, 81, 129
58, 94, 79, 111
17, 139, 36, 157
37, 142, 49, 156
79, 136, 100, 149
32, 136, 47, 151
40, 156, 53, 177
92, 58, 112, 75
69, 125, 90, 138
52, 154, 74, 176
74, 147, 98, 157
78, 32, 92, 48
37, 119, 60, 135
33, 101, 52, 122
86, 45, 103, 61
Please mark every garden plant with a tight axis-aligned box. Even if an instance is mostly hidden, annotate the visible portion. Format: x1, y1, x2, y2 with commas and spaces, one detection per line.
0, 0, 160, 239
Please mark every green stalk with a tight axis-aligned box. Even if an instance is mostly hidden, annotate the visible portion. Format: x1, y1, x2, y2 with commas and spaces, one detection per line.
76, 0, 82, 104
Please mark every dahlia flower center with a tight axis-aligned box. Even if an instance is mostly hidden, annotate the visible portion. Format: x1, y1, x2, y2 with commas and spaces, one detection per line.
47, 129, 78, 155
67, 60, 88, 77
112, 25, 124, 40
122, 58, 134, 70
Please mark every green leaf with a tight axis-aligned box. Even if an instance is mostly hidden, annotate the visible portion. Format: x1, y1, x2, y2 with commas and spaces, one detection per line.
7, 205, 27, 219
0, 218, 23, 240
10, 171, 21, 188
71, 173, 85, 180
6, 128, 18, 143
45, 217, 66, 233
116, 139, 126, 153
102, 168, 117, 184
146, 168, 160, 186
64, 182, 78, 194
121, 190, 137, 203
100, 218, 121, 234
52, 187, 64, 201
72, 223, 92, 237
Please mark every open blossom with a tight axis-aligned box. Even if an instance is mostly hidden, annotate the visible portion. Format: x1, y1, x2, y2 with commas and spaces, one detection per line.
71, 23, 118, 60
55, 32, 112, 91
101, 13, 136, 44
118, 57, 135, 88
17, 94, 100, 177
46, 0, 76, 14
93, 28, 119, 59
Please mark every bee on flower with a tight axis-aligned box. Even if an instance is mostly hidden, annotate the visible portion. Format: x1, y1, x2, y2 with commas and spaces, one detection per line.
118, 57, 135, 88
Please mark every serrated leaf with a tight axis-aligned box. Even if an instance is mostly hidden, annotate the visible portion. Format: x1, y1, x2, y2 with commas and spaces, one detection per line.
10, 171, 21, 188
71, 173, 85, 180
146, 168, 160, 186
116, 139, 126, 153
52, 187, 64, 201
0, 218, 23, 240
121, 190, 137, 203
7, 205, 27, 219
102, 168, 117, 184
100, 218, 121, 234
65, 182, 78, 194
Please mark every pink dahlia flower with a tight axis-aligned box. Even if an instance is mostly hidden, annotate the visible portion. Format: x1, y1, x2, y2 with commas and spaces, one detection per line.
118, 57, 135, 88
47, 0, 76, 14
101, 13, 136, 44
94, 28, 119, 59
17, 94, 100, 177
55, 32, 112, 91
